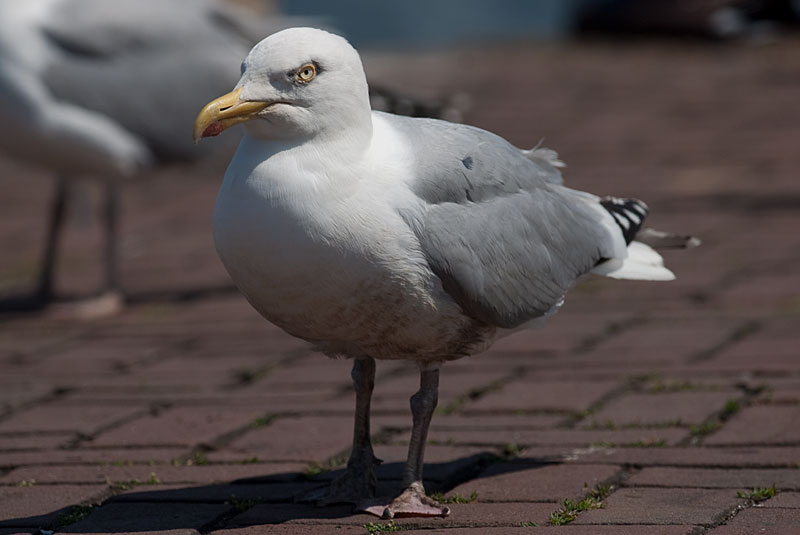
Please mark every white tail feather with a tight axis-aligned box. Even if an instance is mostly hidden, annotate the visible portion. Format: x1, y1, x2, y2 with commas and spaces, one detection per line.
591, 241, 675, 281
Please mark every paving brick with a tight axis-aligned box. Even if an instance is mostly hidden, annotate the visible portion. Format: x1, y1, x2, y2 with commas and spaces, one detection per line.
401, 528, 695, 535
565, 446, 800, 468
0, 447, 187, 467
764, 491, 800, 508
0, 462, 307, 485
226, 416, 355, 462
706, 405, 800, 446
588, 391, 735, 426
432, 413, 565, 429
0, 434, 73, 451
0, 405, 145, 435
574, 487, 742, 525
107, 482, 318, 503
89, 406, 266, 447
375, 368, 508, 399
308, 446, 493, 484
0, 485, 107, 525
708, 507, 800, 534
0, 382, 55, 413
211, 526, 363, 535
449, 463, 619, 502
58, 502, 231, 533
422, 427, 688, 448
464, 379, 618, 413
627, 467, 800, 490
228, 502, 554, 528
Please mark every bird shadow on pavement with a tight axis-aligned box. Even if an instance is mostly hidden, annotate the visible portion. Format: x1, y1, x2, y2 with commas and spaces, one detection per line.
0, 453, 560, 533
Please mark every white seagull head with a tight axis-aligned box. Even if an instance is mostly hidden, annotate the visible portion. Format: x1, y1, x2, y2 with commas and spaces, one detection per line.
193, 27, 371, 143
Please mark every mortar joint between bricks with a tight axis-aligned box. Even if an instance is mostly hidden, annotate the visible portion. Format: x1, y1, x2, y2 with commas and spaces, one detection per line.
570, 314, 650, 355
688, 319, 763, 363
558, 379, 636, 429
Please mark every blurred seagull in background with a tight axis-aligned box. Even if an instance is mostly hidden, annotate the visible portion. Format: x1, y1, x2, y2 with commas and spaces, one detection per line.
0, 0, 457, 316
195, 27, 699, 518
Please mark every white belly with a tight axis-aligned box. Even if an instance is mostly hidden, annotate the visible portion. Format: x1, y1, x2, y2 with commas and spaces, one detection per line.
212, 163, 481, 360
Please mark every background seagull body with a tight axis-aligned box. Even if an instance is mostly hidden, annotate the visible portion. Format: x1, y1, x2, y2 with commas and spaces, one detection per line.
0, 0, 447, 314
197, 27, 698, 518
0, 0, 262, 312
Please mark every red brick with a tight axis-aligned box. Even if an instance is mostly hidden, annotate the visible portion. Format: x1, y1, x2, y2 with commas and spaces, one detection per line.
574, 487, 742, 525
226, 416, 355, 462
0, 405, 145, 435
401, 528, 694, 535
0, 382, 54, 412
708, 507, 800, 534
376, 368, 508, 398
433, 413, 565, 429
464, 379, 618, 413
0, 434, 73, 451
0, 447, 186, 467
421, 427, 688, 448
765, 491, 800, 508
89, 406, 266, 447
589, 391, 735, 426
211, 526, 363, 535
705, 406, 800, 446
107, 482, 317, 503
564, 446, 800, 468
449, 463, 619, 502
228, 502, 554, 528
58, 502, 231, 533
0, 485, 107, 524
0, 462, 306, 485
627, 467, 800, 489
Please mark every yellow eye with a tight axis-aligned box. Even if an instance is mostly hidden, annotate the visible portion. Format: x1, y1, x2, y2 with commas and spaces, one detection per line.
296, 63, 316, 83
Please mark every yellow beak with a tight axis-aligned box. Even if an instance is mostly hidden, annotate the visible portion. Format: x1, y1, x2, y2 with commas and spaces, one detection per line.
193, 87, 270, 143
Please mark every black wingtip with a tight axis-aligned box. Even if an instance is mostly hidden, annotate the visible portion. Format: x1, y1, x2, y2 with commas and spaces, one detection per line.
600, 197, 648, 244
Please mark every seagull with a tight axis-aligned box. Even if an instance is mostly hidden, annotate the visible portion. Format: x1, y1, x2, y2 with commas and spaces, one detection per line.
194, 27, 698, 518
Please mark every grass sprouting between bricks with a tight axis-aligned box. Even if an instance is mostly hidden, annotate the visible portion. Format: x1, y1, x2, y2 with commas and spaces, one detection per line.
364, 519, 401, 533
738, 484, 778, 503
549, 484, 612, 525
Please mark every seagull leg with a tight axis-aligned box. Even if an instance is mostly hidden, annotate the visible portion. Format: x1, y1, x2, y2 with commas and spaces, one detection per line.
66, 182, 124, 318
102, 181, 120, 297
362, 364, 450, 519
34, 177, 69, 303
296, 357, 380, 505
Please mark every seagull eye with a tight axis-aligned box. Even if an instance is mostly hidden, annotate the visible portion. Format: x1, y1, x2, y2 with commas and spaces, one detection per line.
296, 63, 316, 83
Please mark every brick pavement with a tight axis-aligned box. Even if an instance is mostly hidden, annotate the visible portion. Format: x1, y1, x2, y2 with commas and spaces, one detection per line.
1, 34, 800, 535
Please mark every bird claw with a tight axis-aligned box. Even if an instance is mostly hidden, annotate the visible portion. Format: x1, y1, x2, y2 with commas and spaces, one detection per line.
359, 483, 450, 519
295, 461, 378, 506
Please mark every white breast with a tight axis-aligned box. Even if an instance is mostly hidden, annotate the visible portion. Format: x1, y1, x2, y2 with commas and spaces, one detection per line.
212, 119, 476, 359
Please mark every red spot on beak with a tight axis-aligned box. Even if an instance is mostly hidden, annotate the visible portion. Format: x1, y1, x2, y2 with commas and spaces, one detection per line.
202, 122, 225, 138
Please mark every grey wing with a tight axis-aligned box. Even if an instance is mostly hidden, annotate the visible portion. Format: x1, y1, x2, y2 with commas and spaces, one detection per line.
39, 0, 254, 161
389, 114, 617, 329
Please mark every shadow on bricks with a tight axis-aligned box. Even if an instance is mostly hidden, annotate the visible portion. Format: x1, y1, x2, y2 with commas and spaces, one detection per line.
0, 454, 575, 532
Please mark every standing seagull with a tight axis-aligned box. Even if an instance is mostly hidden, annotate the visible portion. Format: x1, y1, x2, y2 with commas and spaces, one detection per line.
194, 28, 698, 518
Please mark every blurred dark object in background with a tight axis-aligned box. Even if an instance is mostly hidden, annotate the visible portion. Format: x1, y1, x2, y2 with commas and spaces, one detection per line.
280, 0, 800, 46
579, 0, 800, 40
279, 0, 593, 45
